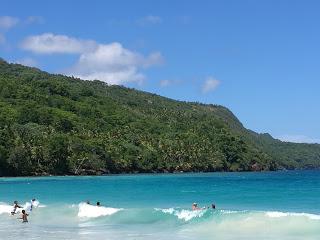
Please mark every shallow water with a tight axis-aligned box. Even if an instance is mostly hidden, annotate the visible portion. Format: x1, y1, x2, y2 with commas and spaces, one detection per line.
0, 171, 319, 239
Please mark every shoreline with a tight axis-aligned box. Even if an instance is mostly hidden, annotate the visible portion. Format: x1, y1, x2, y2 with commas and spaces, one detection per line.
1, 168, 319, 178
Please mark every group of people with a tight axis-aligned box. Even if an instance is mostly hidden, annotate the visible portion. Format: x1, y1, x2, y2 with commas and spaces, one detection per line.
10, 199, 37, 223
192, 202, 216, 211
86, 201, 102, 206
10, 199, 212, 223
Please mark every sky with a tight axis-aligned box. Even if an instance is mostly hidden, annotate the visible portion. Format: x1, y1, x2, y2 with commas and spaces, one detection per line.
1, 0, 320, 143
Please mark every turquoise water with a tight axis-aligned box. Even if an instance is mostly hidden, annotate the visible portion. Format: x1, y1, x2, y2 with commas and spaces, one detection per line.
0, 171, 319, 239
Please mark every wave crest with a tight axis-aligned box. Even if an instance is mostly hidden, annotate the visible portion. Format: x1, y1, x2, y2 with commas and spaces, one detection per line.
78, 202, 122, 218
0, 200, 41, 215
265, 211, 320, 220
156, 208, 207, 221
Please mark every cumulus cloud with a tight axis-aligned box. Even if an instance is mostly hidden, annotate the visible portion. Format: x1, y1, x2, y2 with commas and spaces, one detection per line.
276, 135, 320, 144
137, 15, 162, 26
202, 77, 220, 93
21, 33, 163, 85
69, 42, 163, 84
21, 33, 97, 54
16, 57, 38, 67
0, 16, 19, 29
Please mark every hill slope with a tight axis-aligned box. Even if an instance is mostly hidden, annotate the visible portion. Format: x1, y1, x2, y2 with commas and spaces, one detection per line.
0, 59, 319, 176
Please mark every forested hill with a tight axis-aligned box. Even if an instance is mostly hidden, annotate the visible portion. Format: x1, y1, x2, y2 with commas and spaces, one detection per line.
0, 59, 319, 176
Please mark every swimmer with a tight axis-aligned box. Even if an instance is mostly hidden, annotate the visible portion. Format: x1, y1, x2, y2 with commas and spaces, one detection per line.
86, 200, 91, 205
211, 203, 216, 209
96, 202, 101, 206
18, 210, 29, 223
11, 201, 22, 215
192, 203, 201, 211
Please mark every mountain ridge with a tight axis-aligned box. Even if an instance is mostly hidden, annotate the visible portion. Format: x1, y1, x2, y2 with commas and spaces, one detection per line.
0, 59, 319, 176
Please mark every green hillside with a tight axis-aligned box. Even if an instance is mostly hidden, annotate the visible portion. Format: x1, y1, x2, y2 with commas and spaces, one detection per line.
0, 59, 319, 176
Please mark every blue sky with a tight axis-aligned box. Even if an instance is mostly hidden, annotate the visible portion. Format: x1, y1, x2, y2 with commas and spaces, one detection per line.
1, 0, 320, 143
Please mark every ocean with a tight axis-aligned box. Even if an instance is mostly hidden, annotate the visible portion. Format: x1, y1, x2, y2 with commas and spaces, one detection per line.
0, 171, 319, 239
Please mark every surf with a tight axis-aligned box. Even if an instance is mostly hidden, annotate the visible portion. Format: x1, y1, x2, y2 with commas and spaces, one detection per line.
0, 202, 320, 239
0, 200, 41, 215
77, 202, 122, 218
1, 172, 320, 239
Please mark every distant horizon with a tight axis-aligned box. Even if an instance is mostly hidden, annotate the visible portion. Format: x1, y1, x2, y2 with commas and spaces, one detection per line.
1, 0, 319, 143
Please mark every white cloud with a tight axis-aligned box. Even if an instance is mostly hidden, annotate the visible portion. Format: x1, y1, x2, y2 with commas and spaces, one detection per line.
16, 57, 38, 67
276, 134, 320, 144
21, 33, 163, 85
202, 77, 220, 93
21, 33, 97, 54
0, 16, 19, 29
69, 42, 163, 84
137, 15, 162, 26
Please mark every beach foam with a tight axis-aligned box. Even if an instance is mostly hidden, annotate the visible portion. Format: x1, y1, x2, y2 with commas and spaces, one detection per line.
1, 203, 320, 239
156, 207, 206, 221
78, 202, 122, 218
0, 200, 41, 215
266, 211, 320, 220
0, 203, 13, 215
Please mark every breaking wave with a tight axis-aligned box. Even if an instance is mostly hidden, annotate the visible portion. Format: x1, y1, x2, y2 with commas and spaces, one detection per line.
155, 208, 206, 221
1, 202, 320, 239
77, 202, 122, 218
0, 200, 41, 215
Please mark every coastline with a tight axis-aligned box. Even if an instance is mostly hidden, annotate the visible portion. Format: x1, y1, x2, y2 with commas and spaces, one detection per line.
1, 168, 319, 178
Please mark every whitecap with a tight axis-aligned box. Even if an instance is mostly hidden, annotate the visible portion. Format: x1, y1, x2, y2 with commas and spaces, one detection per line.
156, 208, 175, 214
0, 200, 41, 215
156, 207, 206, 221
266, 211, 320, 220
78, 202, 122, 218
175, 209, 205, 221
0, 203, 13, 215
265, 211, 288, 218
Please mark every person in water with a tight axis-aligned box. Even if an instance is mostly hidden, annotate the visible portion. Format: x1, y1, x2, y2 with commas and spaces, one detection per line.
96, 202, 101, 206
30, 199, 36, 211
19, 210, 29, 223
11, 201, 22, 215
211, 203, 216, 209
192, 203, 201, 211
86, 200, 91, 205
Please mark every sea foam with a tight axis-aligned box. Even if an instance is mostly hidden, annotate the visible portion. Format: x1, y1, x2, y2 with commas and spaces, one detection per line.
265, 211, 320, 220
0, 203, 13, 215
0, 200, 41, 215
156, 208, 206, 221
78, 202, 122, 218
